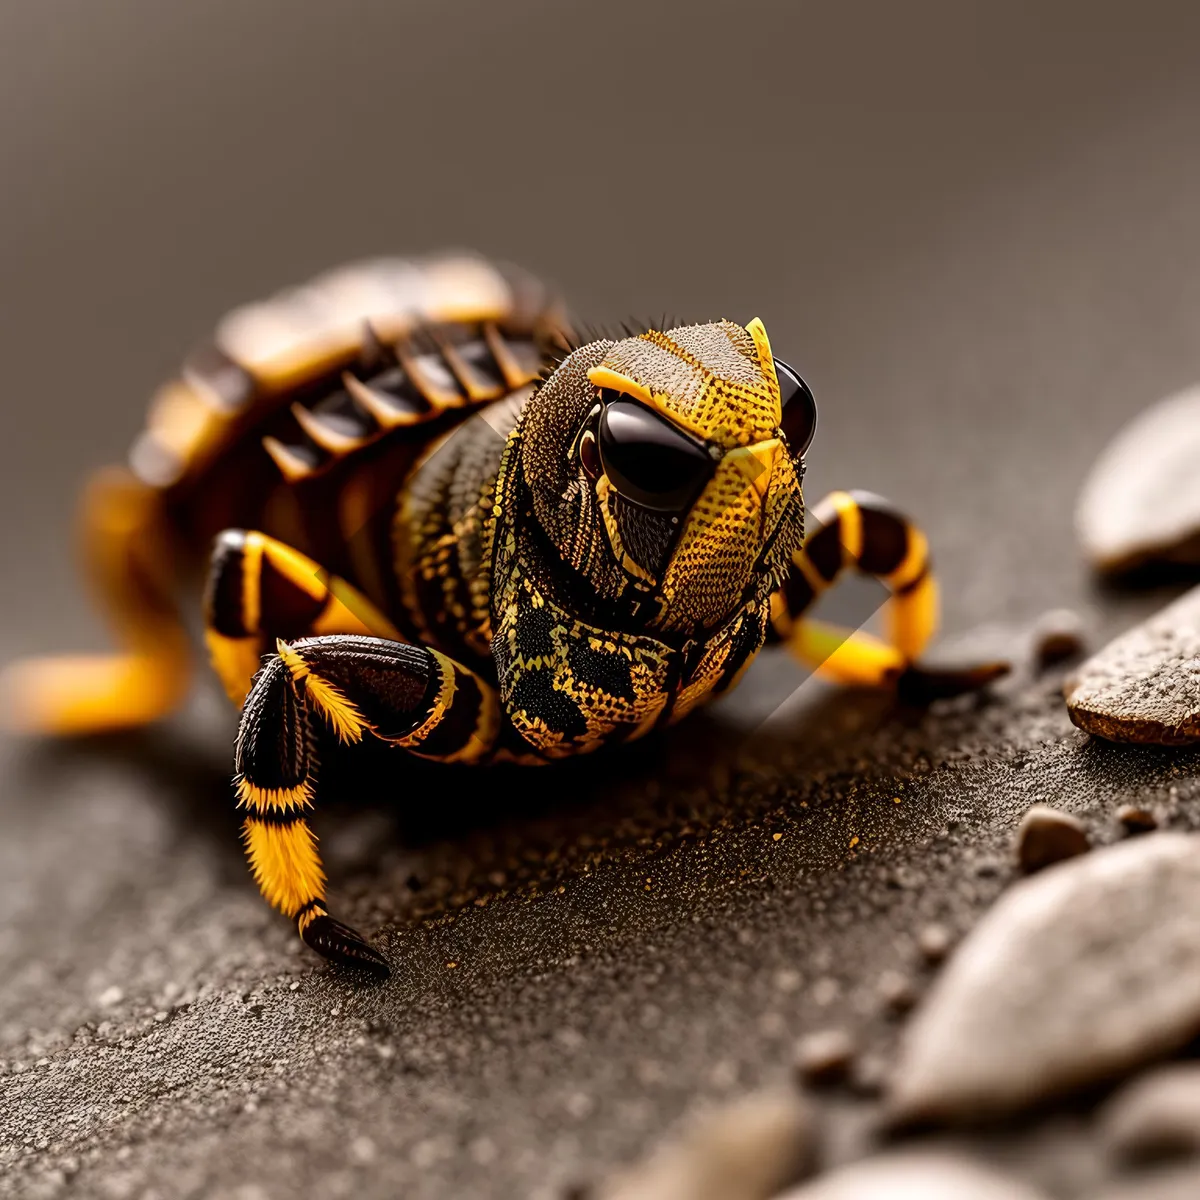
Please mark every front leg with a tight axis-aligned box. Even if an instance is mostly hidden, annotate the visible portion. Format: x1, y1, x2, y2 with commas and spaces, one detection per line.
769, 489, 940, 686
236, 634, 499, 977
205, 528, 402, 708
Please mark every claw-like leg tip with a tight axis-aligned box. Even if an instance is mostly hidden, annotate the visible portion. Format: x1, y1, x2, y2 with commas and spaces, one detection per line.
301, 914, 390, 980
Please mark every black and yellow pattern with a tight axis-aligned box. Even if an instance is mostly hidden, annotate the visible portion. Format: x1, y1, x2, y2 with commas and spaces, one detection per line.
769, 489, 939, 686
3, 253, 990, 979
235, 635, 498, 973
204, 529, 402, 706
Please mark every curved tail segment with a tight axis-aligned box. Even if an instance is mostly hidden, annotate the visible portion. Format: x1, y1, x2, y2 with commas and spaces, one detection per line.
2, 467, 191, 735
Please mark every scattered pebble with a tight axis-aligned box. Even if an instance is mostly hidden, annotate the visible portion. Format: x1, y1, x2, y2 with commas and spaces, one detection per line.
889, 834, 1200, 1124
1015, 805, 1091, 873
1100, 1064, 1200, 1164
1033, 609, 1087, 668
599, 1089, 815, 1200
96, 986, 123, 1008
774, 1150, 1048, 1199
1118, 806, 1160, 836
794, 1029, 857, 1087
878, 971, 918, 1014
1065, 585, 1200, 745
917, 924, 954, 965
1076, 384, 1200, 576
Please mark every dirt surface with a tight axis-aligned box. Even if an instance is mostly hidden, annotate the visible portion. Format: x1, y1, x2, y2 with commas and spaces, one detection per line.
4, 3, 1200, 1197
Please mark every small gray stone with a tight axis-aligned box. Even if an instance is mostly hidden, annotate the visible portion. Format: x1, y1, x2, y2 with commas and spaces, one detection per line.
917, 924, 954, 965
1101, 1063, 1200, 1164
1077, 385, 1200, 576
889, 834, 1200, 1124
1033, 609, 1087, 668
1118, 805, 1160, 836
1065, 585, 1200, 745
775, 1151, 1047, 1199
1015, 805, 1090, 873
600, 1088, 815, 1200
794, 1029, 857, 1086
878, 970, 918, 1014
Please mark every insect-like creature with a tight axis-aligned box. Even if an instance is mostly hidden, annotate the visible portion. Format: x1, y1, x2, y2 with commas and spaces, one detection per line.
5, 254, 946, 978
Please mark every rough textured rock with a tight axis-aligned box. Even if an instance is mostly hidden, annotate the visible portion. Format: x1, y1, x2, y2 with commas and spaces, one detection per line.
775, 1151, 1047, 1199
889, 834, 1200, 1124
1065, 586, 1200, 745
1100, 1064, 1200, 1164
599, 1089, 815, 1200
1076, 385, 1200, 576
1015, 805, 1091, 872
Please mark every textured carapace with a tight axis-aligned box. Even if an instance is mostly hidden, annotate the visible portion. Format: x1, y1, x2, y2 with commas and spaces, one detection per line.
513, 318, 806, 630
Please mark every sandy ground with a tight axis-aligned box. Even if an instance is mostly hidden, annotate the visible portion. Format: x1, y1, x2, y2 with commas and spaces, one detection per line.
3, 3, 1200, 1196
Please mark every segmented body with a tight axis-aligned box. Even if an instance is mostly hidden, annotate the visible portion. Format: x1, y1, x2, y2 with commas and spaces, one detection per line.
7, 251, 956, 974
138, 254, 556, 678
140, 255, 784, 759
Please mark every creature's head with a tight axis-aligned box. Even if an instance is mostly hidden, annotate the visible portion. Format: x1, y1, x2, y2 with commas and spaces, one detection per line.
511, 318, 816, 637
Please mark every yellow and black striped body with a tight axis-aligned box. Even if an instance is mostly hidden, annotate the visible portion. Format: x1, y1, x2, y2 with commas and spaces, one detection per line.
153, 254, 559, 640
4, 253, 968, 977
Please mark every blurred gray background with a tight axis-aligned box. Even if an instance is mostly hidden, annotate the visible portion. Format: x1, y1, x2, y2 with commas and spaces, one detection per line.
5, 3, 1200, 1198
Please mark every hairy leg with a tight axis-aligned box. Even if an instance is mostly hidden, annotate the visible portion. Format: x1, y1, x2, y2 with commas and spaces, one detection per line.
235, 634, 499, 977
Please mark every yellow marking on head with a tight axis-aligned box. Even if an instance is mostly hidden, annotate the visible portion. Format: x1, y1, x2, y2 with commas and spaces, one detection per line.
745, 318, 779, 391
235, 775, 313, 813
276, 640, 368, 743
242, 816, 326, 916
587, 366, 653, 404
594, 321, 783, 448
727, 438, 783, 504
587, 365, 711, 442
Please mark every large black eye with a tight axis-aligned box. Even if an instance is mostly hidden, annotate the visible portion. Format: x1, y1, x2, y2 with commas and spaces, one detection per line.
775, 358, 817, 458
597, 396, 714, 511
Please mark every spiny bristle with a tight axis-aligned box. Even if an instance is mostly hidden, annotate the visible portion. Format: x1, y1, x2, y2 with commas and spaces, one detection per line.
359, 320, 396, 373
